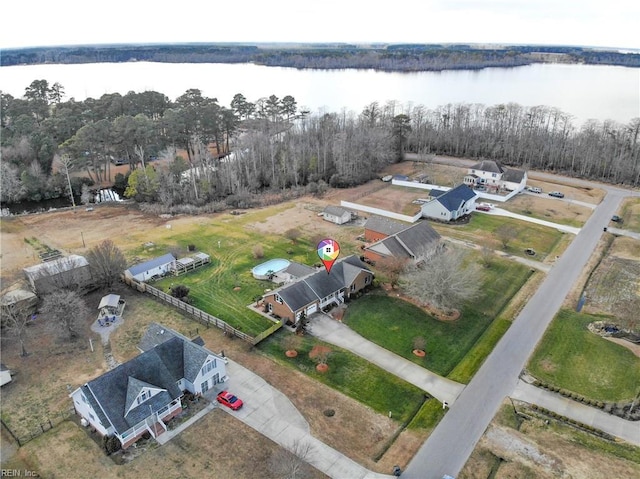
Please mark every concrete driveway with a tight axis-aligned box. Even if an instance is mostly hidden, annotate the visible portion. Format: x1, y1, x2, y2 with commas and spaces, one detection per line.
310, 314, 465, 405
210, 359, 392, 479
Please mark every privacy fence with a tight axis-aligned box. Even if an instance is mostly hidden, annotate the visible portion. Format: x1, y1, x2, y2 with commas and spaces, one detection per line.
123, 277, 282, 345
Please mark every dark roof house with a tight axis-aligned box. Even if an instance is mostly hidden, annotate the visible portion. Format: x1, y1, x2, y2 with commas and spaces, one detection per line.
262, 255, 374, 324
70, 324, 227, 449
421, 184, 478, 221
364, 220, 442, 262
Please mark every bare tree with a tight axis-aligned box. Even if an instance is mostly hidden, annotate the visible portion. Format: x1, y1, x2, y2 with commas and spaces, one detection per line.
495, 224, 519, 250
54, 154, 76, 210
285, 228, 301, 244
269, 439, 316, 479
40, 290, 89, 341
2, 303, 33, 356
402, 248, 481, 312
375, 255, 408, 289
86, 240, 127, 288
309, 344, 332, 366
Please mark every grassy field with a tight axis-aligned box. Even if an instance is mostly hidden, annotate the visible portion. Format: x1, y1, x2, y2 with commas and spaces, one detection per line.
619, 197, 640, 233
259, 331, 426, 423
432, 214, 565, 261
528, 309, 640, 402
343, 257, 533, 376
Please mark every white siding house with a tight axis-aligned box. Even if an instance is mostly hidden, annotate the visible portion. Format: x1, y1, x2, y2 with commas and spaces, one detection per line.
124, 253, 176, 282
322, 205, 352, 225
70, 324, 227, 449
421, 184, 478, 221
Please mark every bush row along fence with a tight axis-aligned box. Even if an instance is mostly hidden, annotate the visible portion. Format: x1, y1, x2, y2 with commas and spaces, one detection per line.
1, 408, 75, 447
122, 276, 281, 345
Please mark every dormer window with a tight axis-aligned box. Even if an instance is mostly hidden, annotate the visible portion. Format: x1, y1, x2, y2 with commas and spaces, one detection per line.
137, 390, 150, 405
201, 359, 217, 376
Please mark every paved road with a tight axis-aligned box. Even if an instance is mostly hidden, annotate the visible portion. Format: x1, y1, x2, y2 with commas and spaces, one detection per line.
403, 189, 630, 479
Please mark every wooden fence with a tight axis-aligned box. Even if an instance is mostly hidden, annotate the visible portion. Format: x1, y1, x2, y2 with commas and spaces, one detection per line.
122, 276, 281, 345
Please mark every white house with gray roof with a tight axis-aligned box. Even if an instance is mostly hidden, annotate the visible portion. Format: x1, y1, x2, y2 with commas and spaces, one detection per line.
322, 205, 353, 225
463, 160, 527, 193
124, 253, 176, 282
70, 324, 226, 449
421, 184, 478, 221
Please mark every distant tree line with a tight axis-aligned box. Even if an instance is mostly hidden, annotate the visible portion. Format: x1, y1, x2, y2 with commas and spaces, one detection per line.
2, 43, 639, 70
1, 80, 639, 210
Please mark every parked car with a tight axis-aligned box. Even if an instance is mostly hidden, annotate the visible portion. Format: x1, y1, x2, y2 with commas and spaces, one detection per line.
548, 191, 564, 198
216, 391, 243, 410
381, 175, 393, 182
476, 204, 491, 211
611, 215, 623, 223
527, 186, 542, 193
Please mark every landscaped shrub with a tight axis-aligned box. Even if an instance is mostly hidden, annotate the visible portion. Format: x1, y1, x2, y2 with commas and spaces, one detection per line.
252, 244, 264, 259
102, 435, 121, 455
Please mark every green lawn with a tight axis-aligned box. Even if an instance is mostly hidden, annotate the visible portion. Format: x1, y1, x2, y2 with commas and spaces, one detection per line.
152, 224, 322, 336
259, 331, 426, 423
434, 214, 565, 261
528, 309, 640, 402
343, 257, 532, 376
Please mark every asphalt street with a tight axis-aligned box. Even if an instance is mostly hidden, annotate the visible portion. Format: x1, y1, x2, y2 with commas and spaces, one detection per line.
403, 187, 632, 479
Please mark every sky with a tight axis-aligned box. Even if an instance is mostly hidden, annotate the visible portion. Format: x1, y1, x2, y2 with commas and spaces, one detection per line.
1, 0, 639, 50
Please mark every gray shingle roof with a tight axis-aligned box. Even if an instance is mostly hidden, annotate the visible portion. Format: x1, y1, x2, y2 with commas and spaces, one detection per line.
126, 253, 175, 277
364, 216, 409, 236
502, 168, 526, 182
470, 160, 505, 174
267, 255, 372, 312
82, 325, 222, 435
284, 261, 316, 279
82, 340, 184, 434
365, 220, 441, 260
323, 205, 350, 217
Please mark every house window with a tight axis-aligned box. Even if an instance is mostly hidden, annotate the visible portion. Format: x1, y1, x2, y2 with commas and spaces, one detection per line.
364, 275, 371, 285
201, 359, 217, 376
81, 393, 87, 404
275, 294, 283, 304
201, 379, 209, 393
88, 412, 95, 421
492, 173, 496, 177
350, 283, 356, 292
137, 390, 150, 405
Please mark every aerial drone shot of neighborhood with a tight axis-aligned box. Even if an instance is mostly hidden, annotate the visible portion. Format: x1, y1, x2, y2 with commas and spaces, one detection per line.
1, 2, 639, 479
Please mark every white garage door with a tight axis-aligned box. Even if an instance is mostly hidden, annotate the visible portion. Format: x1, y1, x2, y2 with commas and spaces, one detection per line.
306, 304, 318, 315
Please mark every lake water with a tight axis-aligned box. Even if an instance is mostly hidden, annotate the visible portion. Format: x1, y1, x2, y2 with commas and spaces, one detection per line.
1, 61, 638, 125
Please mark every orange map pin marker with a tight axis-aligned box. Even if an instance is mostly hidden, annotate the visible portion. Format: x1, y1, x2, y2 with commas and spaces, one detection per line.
317, 238, 340, 274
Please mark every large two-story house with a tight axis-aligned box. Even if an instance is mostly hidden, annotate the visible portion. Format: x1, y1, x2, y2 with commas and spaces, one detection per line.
70, 324, 227, 449
463, 159, 527, 193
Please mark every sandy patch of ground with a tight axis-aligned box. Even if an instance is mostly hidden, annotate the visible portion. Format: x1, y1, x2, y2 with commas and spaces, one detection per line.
605, 337, 640, 357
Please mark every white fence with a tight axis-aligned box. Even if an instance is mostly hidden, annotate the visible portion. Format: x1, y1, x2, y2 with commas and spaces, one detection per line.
391, 179, 521, 203
340, 201, 422, 223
